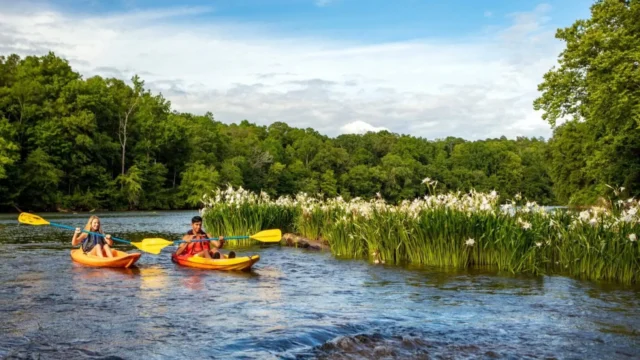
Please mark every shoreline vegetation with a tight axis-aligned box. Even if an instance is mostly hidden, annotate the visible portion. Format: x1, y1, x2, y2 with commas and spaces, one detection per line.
201, 185, 639, 284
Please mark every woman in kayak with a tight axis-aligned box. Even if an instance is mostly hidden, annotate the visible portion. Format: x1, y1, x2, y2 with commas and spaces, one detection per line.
175, 215, 235, 259
71, 215, 114, 258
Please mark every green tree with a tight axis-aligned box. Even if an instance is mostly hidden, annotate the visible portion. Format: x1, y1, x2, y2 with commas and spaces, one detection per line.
534, 0, 640, 202
320, 169, 338, 198
117, 165, 143, 209
18, 148, 64, 210
179, 161, 220, 207
0, 117, 18, 179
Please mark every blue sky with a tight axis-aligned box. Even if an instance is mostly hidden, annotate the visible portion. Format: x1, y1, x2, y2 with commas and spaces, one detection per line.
52, 0, 593, 41
1, 0, 596, 139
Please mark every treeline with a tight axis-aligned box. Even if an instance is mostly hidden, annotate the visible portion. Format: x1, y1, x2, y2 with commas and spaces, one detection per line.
0, 53, 555, 211
3, 0, 640, 216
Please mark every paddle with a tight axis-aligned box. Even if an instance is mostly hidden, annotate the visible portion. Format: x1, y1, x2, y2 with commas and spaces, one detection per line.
18, 212, 153, 254
134, 229, 283, 255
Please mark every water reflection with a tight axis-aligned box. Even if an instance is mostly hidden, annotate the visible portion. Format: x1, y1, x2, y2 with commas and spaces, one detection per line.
181, 273, 205, 291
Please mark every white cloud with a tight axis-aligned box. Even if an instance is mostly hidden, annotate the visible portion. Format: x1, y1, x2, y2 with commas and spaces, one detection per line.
0, 2, 563, 140
340, 120, 389, 135
484, 11, 493, 17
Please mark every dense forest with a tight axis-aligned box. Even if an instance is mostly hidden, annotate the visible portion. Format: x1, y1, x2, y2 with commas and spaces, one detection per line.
0, 0, 637, 212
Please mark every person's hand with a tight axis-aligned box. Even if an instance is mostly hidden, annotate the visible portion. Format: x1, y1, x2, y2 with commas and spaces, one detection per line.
184, 236, 193, 243
74, 227, 81, 236
105, 234, 112, 241
218, 236, 225, 247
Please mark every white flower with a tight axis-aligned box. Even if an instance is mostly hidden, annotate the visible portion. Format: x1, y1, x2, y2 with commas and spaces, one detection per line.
422, 177, 431, 184
535, 242, 542, 247
579, 210, 590, 222
630, 234, 637, 242
465, 238, 475, 246
621, 213, 634, 223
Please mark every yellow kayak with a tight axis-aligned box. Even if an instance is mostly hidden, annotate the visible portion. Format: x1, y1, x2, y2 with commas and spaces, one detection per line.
70, 249, 141, 268
171, 252, 259, 271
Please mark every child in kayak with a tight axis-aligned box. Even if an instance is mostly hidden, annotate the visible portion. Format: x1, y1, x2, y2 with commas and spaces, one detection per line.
175, 215, 235, 259
72, 215, 114, 258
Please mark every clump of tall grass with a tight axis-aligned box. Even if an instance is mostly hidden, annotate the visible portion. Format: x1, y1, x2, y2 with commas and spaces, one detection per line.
200, 185, 640, 283
200, 187, 298, 247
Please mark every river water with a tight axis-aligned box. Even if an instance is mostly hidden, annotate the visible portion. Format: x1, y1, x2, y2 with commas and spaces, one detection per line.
0, 211, 638, 359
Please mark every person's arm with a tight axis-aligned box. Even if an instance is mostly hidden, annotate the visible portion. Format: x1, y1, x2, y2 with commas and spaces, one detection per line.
210, 235, 224, 249
175, 234, 192, 255
72, 228, 87, 246
104, 234, 113, 246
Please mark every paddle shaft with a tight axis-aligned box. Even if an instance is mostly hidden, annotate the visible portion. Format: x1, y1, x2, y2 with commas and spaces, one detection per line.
176, 235, 249, 244
49, 222, 131, 245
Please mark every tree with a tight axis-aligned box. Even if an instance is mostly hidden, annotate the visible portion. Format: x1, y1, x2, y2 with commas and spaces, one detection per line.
534, 0, 640, 202
114, 75, 144, 176
179, 161, 220, 207
0, 118, 18, 179
18, 148, 64, 210
320, 169, 338, 198
117, 165, 143, 209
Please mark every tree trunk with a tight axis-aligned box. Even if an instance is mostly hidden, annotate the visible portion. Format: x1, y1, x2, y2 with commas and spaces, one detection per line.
121, 144, 126, 175
118, 96, 139, 176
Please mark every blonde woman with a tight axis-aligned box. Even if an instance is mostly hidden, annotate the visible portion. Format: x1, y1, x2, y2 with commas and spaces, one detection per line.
71, 216, 114, 258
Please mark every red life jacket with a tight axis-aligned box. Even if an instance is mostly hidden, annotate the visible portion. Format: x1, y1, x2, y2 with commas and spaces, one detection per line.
185, 229, 210, 255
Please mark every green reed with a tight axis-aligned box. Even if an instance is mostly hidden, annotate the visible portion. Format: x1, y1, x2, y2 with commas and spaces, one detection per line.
200, 187, 640, 283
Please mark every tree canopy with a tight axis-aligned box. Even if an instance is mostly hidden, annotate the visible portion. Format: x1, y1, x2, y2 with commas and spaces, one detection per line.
534, 0, 640, 204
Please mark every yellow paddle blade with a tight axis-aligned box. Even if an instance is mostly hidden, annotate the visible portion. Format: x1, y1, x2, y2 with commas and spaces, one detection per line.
250, 229, 282, 243
131, 238, 175, 255
18, 212, 50, 226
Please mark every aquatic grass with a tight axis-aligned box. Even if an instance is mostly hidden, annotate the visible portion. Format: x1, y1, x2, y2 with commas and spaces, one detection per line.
200, 187, 297, 247
200, 185, 640, 283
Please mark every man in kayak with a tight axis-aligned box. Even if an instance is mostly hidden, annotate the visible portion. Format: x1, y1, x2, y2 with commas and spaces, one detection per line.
72, 215, 114, 258
175, 216, 235, 259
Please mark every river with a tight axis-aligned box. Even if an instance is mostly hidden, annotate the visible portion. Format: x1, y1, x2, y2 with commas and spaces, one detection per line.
0, 211, 638, 359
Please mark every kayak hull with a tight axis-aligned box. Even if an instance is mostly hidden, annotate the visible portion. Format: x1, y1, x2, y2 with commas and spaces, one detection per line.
171, 252, 259, 271
70, 249, 141, 268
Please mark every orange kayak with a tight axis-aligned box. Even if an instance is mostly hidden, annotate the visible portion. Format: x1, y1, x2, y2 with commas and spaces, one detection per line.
171, 252, 259, 271
70, 249, 141, 268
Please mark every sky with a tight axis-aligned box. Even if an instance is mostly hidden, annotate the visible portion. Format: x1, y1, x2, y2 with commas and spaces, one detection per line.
0, 0, 594, 140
